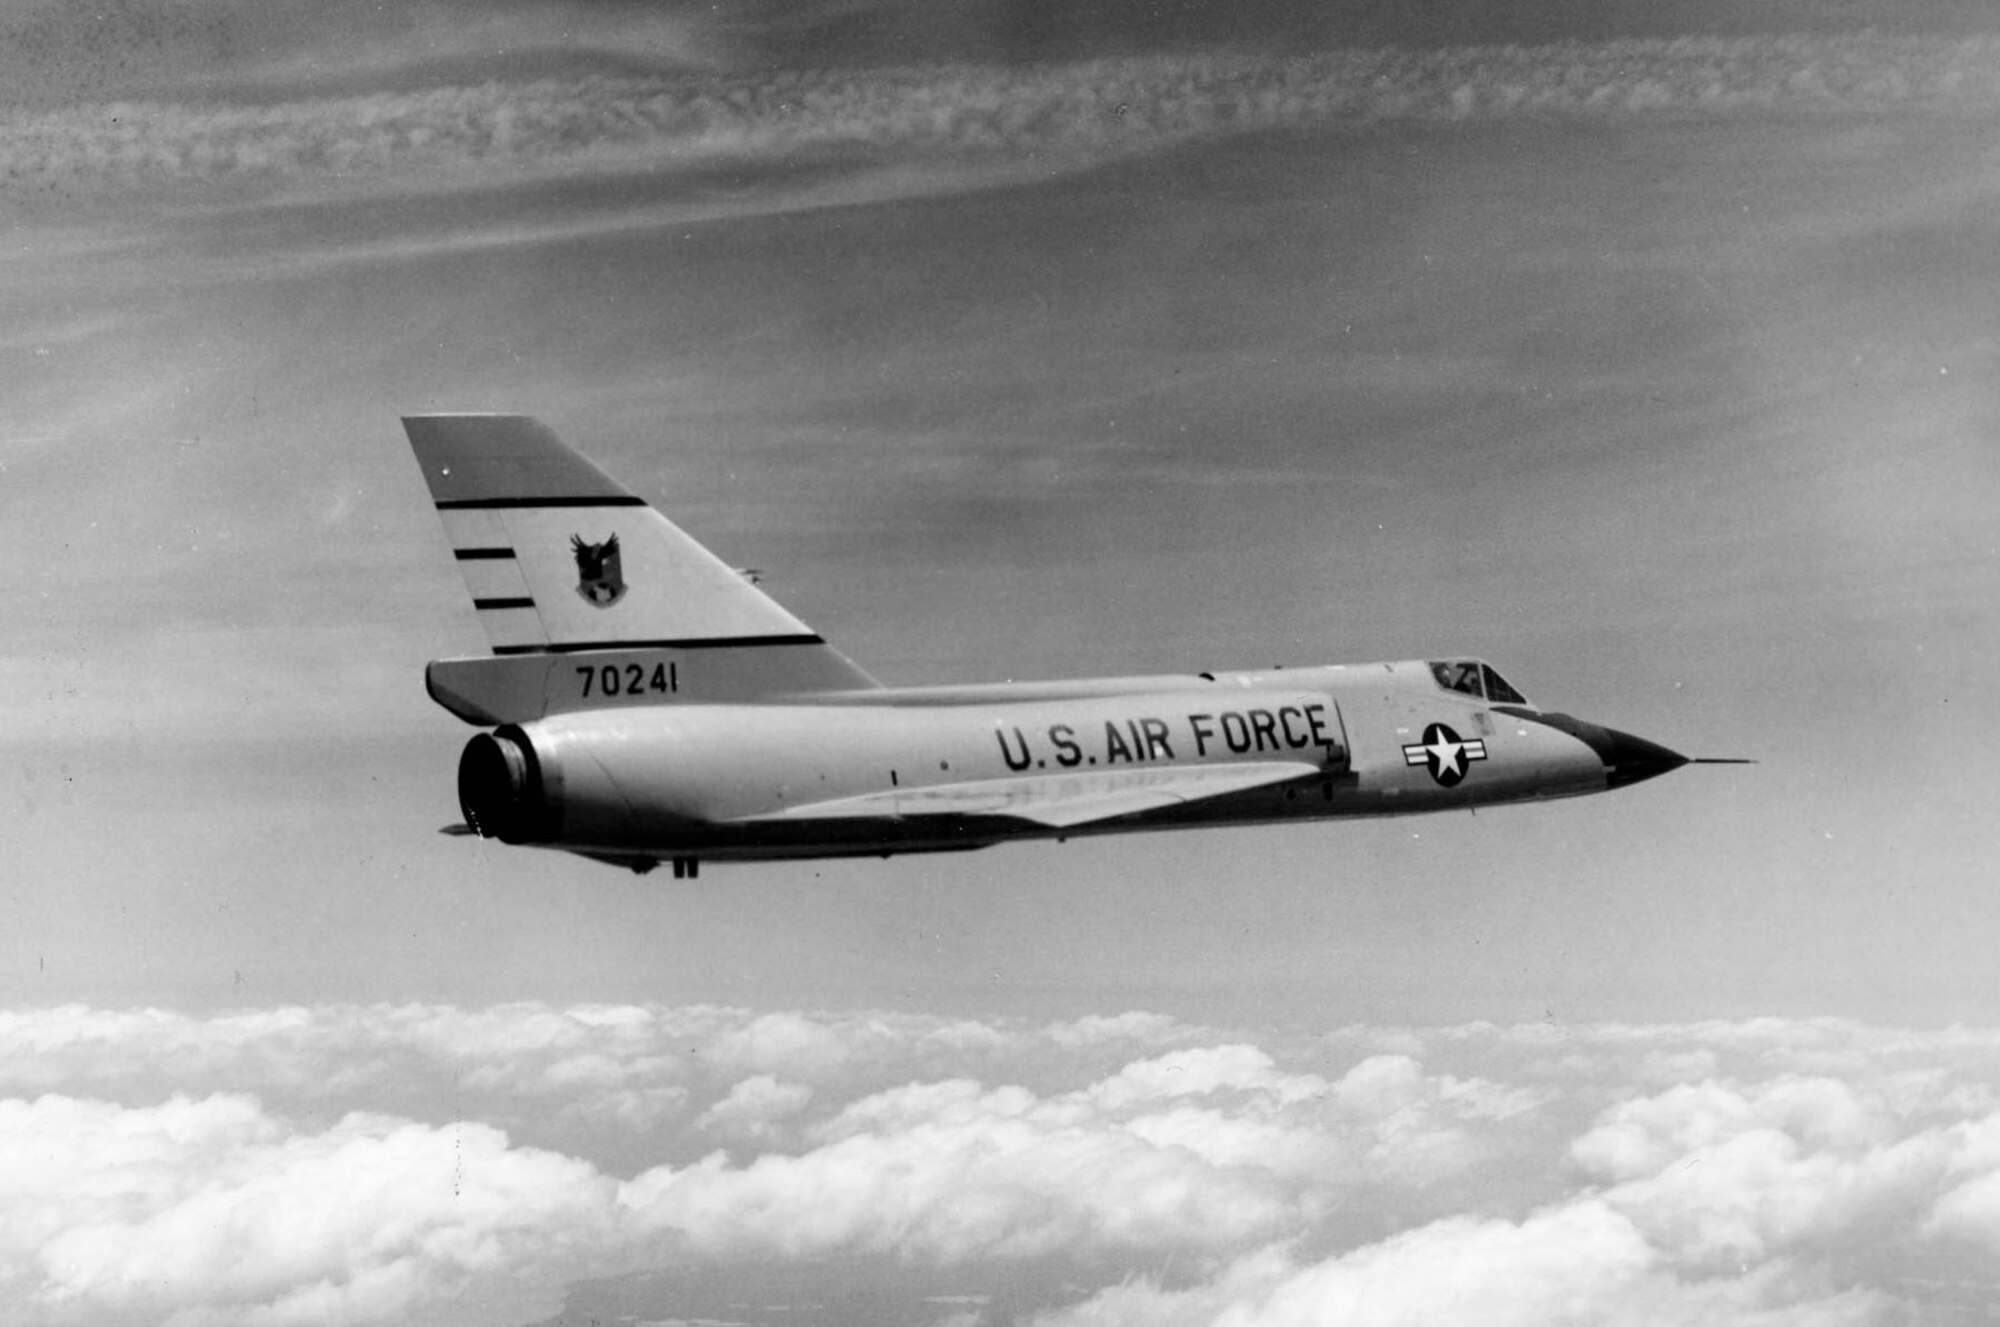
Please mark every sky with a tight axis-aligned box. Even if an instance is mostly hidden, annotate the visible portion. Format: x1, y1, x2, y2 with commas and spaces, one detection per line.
4, 1, 2000, 1324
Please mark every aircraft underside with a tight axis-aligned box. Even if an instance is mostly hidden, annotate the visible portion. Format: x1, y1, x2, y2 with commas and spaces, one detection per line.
548, 764, 1619, 875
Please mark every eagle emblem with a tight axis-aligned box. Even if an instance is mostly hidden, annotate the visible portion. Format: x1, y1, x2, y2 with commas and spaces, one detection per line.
571, 533, 626, 607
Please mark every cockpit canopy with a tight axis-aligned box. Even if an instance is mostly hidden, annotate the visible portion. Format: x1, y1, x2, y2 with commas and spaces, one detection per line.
1429, 659, 1529, 707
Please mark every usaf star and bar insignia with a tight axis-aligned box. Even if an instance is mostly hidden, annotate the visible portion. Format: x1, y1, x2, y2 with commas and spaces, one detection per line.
1403, 722, 1487, 787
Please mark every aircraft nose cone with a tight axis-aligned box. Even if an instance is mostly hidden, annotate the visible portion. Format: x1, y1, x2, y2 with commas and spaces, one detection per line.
1599, 726, 1690, 789
1495, 708, 1690, 791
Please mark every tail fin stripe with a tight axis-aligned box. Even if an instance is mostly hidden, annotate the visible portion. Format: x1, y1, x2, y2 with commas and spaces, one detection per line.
454, 547, 516, 561
436, 496, 648, 511
492, 633, 825, 656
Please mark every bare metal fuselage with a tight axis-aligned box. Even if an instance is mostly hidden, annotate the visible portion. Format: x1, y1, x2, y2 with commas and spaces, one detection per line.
454, 660, 1663, 871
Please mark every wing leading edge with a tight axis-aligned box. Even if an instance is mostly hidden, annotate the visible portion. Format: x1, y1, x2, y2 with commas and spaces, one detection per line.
734, 760, 1324, 830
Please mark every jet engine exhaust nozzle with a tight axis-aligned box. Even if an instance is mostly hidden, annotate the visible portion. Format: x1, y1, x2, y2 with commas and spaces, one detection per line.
458, 727, 554, 843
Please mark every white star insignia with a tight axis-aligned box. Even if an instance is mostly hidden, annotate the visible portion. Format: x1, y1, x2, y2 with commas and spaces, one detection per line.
1402, 724, 1489, 785
1425, 732, 1465, 778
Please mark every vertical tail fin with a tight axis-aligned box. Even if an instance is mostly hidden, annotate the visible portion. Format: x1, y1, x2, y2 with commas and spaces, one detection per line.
406, 415, 878, 711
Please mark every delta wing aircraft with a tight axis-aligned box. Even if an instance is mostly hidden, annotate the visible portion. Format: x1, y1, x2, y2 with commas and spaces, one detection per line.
407, 415, 1739, 876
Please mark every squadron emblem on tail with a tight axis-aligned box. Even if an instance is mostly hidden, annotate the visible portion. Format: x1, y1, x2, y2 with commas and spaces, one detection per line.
571, 533, 625, 607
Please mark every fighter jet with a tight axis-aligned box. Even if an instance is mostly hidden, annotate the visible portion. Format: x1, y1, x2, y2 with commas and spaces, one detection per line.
407, 415, 1739, 876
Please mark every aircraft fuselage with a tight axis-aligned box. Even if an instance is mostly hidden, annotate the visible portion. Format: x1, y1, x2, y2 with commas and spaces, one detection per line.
456, 660, 1680, 870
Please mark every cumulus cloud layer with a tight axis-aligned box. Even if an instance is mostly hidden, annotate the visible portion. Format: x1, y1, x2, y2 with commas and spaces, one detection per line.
9, 1006, 2000, 1325
6, 34, 1999, 197
3, 1093, 619, 1325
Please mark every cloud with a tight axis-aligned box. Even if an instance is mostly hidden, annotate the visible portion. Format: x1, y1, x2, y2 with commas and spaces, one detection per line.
0, 1002, 1215, 1161
1032, 1205, 1893, 1327
1569, 1074, 1982, 1281
624, 1097, 1304, 1263
694, 1074, 815, 1143
9, 1006, 2000, 1324
6, 34, 2000, 202
0, 1092, 622, 1326
0, 0, 739, 108
1085, 1043, 1316, 1109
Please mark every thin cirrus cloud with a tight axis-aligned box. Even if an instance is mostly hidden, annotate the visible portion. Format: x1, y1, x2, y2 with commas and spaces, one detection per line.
6, 1004, 2000, 1324
0, 0, 739, 107
6, 34, 2000, 201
